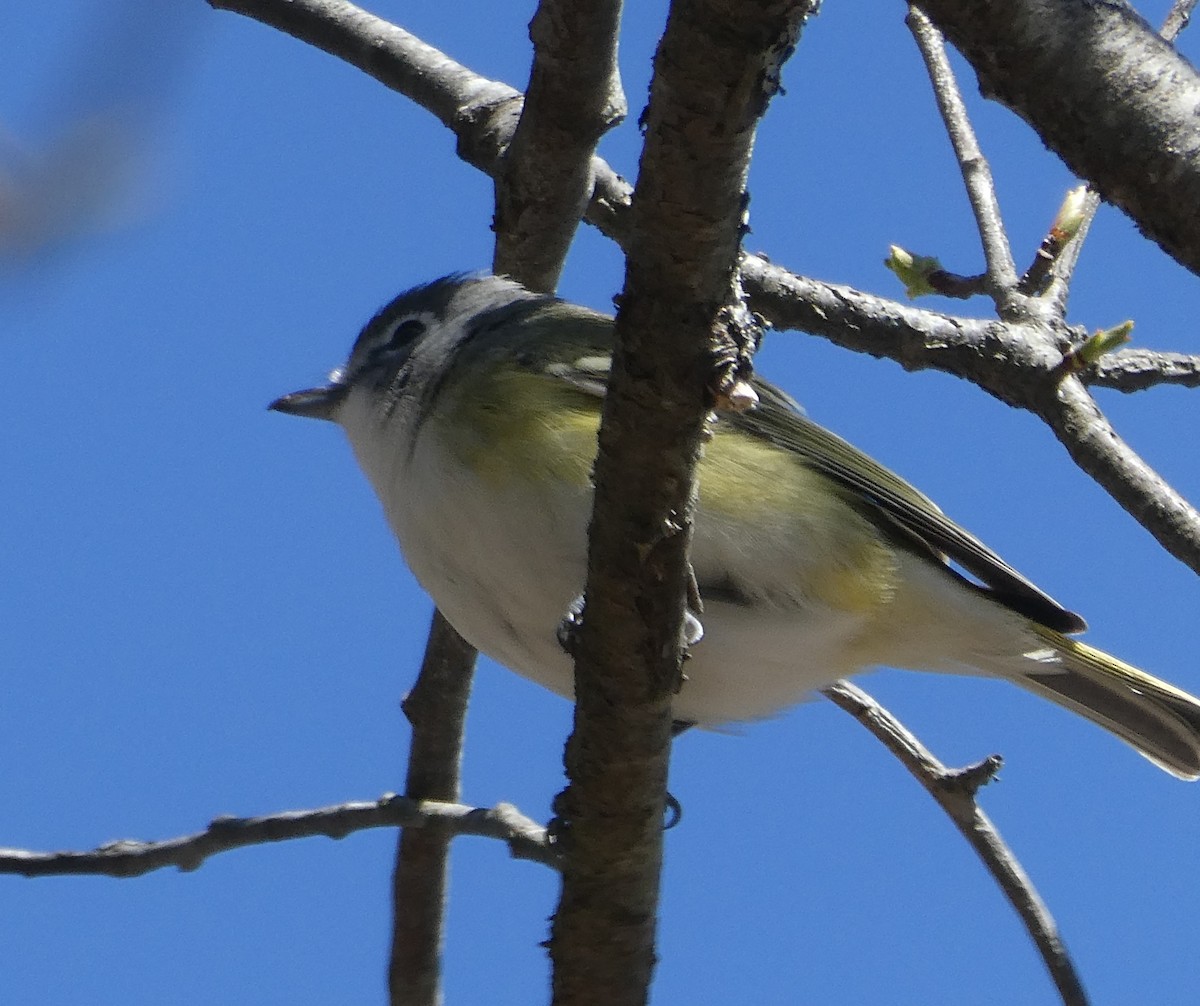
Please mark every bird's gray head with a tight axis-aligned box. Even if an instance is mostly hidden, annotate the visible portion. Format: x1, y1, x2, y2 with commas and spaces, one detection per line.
268, 273, 548, 422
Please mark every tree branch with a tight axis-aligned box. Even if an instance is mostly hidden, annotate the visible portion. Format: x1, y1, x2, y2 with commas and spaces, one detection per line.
550, 3, 815, 1003
1033, 376, 1200, 574
1086, 348, 1200, 392
823, 682, 1089, 1006
746, 256, 1200, 573
207, 0, 527, 174
493, 0, 627, 291
388, 611, 477, 1006
740, 254, 1008, 376
0, 796, 556, 879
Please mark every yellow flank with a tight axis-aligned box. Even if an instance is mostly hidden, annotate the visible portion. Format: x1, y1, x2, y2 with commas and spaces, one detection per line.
807, 548, 898, 615
439, 364, 600, 488
701, 426, 900, 614
442, 364, 899, 616
700, 425, 826, 520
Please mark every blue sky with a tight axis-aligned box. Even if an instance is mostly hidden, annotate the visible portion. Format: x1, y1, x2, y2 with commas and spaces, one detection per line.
4, 1, 1200, 1003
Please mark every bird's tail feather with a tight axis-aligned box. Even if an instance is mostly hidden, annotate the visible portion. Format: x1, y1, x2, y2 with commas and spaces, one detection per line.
1012, 625, 1200, 780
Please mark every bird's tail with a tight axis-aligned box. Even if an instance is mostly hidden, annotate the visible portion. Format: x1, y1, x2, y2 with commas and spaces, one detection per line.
1012, 624, 1200, 780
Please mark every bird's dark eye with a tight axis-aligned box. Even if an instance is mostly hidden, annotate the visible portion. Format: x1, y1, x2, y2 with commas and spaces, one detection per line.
362, 316, 427, 373
386, 317, 426, 349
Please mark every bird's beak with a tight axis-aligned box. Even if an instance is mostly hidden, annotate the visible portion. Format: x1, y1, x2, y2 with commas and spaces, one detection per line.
267, 384, 347, 422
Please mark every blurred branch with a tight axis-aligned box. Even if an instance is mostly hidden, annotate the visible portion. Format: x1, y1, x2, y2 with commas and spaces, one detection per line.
0, 795, 556, 879
824, 682, 1088, 1006
1162, 0, 1200, 41
0, 117, 141, 261
493, 0, 627, 291
0, 2, 201, 265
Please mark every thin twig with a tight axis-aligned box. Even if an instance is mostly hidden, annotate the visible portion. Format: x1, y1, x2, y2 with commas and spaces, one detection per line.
0, 796, 556, 878
906, 5, 1018, 299
823, 681, 1089, 1006
926, 268, 986, 300
1036, 189, 1099, 312
1162, 0, 1200, 42
207, 0, 526, 172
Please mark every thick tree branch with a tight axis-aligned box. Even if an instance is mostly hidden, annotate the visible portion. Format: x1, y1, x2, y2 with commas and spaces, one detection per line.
0, 796, 555, 878
824, 682, 1088, 1006
916, 0, 1200, 281
395, 1, 626, 998
493, 0, 627, 292
549, 3, 815, 1004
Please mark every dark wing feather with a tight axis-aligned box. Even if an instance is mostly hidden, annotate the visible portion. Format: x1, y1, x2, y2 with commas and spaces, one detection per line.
735, 381, 1087, 634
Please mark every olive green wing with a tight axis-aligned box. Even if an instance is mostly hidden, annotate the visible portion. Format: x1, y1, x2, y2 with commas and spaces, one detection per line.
736, 381, 1087, 634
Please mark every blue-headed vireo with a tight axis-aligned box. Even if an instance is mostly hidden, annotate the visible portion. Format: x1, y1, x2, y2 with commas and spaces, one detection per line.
270, 273, 1200, 779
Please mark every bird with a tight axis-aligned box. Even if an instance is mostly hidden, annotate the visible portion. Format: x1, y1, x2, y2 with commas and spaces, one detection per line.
270, 272, 1200, 779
